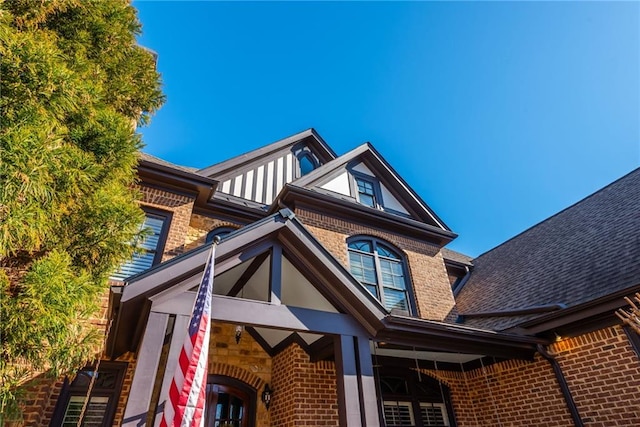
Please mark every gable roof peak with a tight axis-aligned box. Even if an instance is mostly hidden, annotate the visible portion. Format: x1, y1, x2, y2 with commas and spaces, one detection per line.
197, 128, 337, 178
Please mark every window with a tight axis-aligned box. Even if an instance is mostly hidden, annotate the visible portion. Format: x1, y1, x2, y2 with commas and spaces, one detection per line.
206, 226, 236, 244
51, 363, 126, 427
348, 238, 412, 314
111, 209, 170, 280
299, 152, 317, 176
379, 370, 454, 427
355, 177, 378, 208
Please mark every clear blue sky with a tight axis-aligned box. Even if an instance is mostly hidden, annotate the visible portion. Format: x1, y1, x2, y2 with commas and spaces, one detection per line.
134, 1, 639, 257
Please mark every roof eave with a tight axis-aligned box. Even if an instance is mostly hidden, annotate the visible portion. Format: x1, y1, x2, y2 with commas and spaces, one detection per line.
138, 158, 218, 207
380, 315, 545, 359
273, 185, 457, 246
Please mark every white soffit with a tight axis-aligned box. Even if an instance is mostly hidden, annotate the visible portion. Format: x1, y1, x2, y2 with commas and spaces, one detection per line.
298, 332, 323, 345
380, 183, 410, 215
252, 327, 292, 347
281, 256, 339, 313
373, 344, 483, 364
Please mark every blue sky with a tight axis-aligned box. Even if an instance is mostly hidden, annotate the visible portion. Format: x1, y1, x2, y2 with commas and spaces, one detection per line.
134, 1, 639, 257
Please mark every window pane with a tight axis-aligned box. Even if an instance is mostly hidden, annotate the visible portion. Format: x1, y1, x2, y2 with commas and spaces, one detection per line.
356, 178, 377, 207
299, 154, 316, 175
349, 252, 376, 284
364, 284, 379, 298
383, 288, 408, 312
62, 396, 109, 427
111, 214, 165, 280
358, 193, 376, 208
348, 241, 372, 252
383, 401, 415, 427
380, 260, 406, 290
377, 244, 399, 259
420, 403, 450, 427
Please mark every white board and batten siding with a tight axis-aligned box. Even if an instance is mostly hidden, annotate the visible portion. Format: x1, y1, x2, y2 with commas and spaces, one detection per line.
218, 151, 312, 205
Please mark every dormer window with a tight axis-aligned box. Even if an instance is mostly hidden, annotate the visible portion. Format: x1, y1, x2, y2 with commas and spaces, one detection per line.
355, 177, 378, 208
347, 237, 413, 314
298, 152, 317, 176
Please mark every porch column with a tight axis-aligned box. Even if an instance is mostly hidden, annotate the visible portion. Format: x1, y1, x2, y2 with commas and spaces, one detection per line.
122, 311, 169, 427
334, 335, 381, 427
356, 336, 381, 426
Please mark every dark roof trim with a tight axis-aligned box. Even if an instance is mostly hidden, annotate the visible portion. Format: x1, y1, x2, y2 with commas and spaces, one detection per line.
379, 315, 545, 359
273, 185, 457, 245
198, 129, 337, 177
292, 143, 452, 232
458, 303, 567, 321
508, 283, 640, 335
138, 155, 218, 207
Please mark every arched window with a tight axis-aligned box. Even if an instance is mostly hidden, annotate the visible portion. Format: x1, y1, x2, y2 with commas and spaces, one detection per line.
206, 226, 237, 244
347, 238, 412, 314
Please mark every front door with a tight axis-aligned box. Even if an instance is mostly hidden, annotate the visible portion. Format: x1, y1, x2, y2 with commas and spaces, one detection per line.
205, 376, 256, 427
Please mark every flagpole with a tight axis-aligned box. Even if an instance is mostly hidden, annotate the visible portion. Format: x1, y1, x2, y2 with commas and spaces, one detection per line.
160, 238, 218, 427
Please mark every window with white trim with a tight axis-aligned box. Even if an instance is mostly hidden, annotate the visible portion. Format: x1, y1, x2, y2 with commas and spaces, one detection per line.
356, 176, 378, 208
348, 238, 412, 314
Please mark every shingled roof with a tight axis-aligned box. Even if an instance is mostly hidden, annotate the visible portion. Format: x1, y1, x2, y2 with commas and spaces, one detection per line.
455, 168, 640, 331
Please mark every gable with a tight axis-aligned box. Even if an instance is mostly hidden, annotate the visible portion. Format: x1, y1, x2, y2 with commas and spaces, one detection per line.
109, 210, 387, 357
293, 144, 448, 231
198, 129, 336, 206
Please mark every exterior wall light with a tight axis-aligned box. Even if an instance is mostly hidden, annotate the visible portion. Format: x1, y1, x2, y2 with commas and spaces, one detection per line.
262, 384, 272, 409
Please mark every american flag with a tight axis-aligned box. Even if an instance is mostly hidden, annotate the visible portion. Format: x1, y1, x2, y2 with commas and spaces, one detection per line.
160, 245, 215, 427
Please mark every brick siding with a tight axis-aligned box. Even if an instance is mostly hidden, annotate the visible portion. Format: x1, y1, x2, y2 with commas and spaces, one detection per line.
295, 207, 456, 321
424, 325, 640, 426
271, 342, 339, 426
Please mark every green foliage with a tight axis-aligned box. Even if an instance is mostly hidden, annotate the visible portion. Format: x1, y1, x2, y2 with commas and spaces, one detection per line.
0, 0, 164, 419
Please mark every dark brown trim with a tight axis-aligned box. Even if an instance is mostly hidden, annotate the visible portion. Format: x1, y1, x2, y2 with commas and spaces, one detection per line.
511, 284, 640, 335
537, 345, 584, 427
458, 303, 566, 320
275, 185, 456, 245
206, 374, 257, 427
137, 158, 217, 208
198, 129, 336, 178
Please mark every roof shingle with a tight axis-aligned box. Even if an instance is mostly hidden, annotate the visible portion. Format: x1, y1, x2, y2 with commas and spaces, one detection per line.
455, 168, 640, 331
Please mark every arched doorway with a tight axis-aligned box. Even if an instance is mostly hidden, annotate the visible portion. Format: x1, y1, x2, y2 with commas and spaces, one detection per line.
205, 375, 257, 427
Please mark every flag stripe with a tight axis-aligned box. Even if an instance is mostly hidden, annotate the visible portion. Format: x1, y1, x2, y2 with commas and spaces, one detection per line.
161, 245, 215, 427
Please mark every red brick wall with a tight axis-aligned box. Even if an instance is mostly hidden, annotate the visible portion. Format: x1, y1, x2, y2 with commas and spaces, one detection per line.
271, 343, 339, 426
424, 325, 640, 426
552, 325, 640, 426
295, 207, 456, 321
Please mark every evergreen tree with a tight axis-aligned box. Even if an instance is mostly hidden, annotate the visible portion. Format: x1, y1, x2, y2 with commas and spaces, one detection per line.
0, 0, 164, 419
